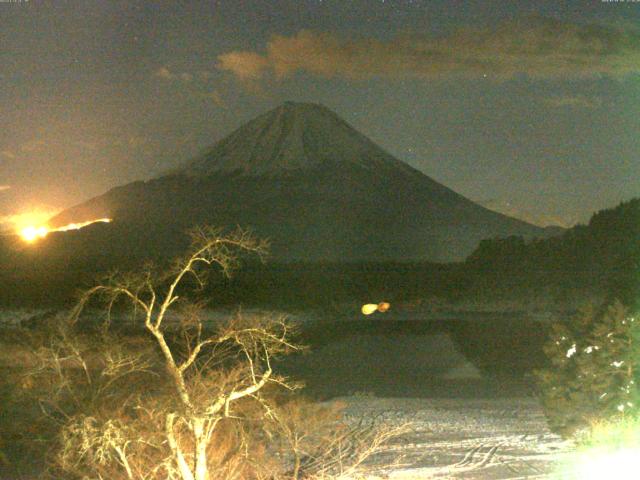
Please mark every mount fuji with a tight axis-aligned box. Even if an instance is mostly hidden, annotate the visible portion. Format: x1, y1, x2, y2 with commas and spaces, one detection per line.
50, 102, 554, 262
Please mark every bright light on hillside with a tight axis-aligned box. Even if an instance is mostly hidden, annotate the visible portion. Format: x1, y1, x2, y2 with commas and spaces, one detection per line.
20, 225, 49, 243
17, 218, 112, 243
55, 218, 112, 232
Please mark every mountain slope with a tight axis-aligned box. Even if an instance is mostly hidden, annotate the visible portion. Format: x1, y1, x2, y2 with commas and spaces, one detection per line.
50, 102, 554, 262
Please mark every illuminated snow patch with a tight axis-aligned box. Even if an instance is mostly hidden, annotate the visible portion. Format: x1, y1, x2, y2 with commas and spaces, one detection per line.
570, 448, 640, 480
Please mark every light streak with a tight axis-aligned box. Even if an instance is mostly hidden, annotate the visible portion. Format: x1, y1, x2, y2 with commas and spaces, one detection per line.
54, 218, 112, 232
18, 218, 112, 243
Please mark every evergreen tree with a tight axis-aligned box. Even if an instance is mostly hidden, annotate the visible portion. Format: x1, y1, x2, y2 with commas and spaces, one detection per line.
536, 301, 640, 437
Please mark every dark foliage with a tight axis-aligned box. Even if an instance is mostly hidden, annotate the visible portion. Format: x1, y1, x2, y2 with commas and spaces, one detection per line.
536, 301, 640, 437
466, 198, 640, 306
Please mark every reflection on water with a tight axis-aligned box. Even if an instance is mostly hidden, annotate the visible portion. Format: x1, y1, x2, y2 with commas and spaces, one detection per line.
1, 308, 553, 399
280, 315, 551, 399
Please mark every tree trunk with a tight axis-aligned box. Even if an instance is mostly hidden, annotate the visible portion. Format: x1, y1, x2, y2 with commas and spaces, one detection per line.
292, 451, 301, 480
193, 417, 210, 480
166, 413, 196, 480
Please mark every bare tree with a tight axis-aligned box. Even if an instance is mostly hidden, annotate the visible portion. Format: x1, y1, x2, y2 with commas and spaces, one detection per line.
269, 399, 411, 480
61, 226, 307, 480
19, 226, 408, 480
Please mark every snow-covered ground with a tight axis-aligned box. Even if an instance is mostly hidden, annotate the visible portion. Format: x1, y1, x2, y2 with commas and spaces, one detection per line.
282, 314, 578, 479
1, 308, 579, 478
337, 396, 575, 479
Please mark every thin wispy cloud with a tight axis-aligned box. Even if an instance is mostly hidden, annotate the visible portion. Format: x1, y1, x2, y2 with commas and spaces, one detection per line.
218, 52, 270, 80
218, 17, 640, 81
155, 66, 173, 80
20, 140, 46, 153
72, 140, 98, 150
544, 95, 603, 109
155, 66, 194, 82
203, 90, 227, 108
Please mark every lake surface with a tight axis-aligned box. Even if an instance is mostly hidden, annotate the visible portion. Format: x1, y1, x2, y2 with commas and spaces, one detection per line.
278, 313, 553, 399
0, 307, 555, 399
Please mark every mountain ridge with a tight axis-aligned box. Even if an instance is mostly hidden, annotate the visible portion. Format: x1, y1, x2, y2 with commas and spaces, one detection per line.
50, 102, 555, 262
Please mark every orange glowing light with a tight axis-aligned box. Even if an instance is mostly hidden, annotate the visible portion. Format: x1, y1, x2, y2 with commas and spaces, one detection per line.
361, 302, 391, 315
18, 218, 112, 243
377, 302, 390, 313
20, 225, 49, 243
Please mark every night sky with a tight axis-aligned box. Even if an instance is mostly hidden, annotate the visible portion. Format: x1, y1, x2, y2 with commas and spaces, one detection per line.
1, 0, 639, 231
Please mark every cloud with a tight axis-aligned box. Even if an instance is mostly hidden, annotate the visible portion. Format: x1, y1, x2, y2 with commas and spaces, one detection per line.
73, 140, 98, 150
154, 66, 194, 82
203, 90, 226, 108
155, 66, 174, 80
0, 185, 10, 192
217, 17, 640, 81
20, 139, 46, 153
544, 95, 603, 109
217, 51, 271, 80
126, 135, 150, 149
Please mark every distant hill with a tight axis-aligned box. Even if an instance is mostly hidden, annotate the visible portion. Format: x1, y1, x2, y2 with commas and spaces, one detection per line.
50, 102, 553, 263
0, 198, 633, 309
465, 198, 640, 307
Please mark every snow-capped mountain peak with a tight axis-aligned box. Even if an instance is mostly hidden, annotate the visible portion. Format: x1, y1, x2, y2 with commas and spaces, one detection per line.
180, 101, 416, 177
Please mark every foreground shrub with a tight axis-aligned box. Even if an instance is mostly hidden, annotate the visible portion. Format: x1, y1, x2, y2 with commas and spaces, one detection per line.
536, 300, 640, 437
560, 415, 640, 480
576, 415, 640, 448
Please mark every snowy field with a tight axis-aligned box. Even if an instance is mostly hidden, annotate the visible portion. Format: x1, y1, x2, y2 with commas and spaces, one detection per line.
279, 314, 579, 479
336, 396, 575, 479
